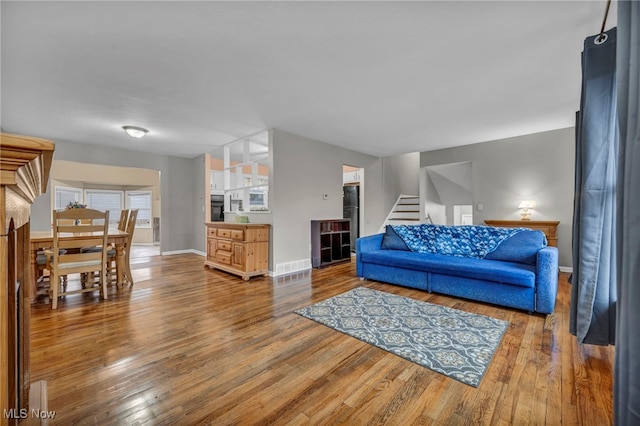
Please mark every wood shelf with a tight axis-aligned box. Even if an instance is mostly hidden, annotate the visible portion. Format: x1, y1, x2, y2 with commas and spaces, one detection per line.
311, 219, 351, 268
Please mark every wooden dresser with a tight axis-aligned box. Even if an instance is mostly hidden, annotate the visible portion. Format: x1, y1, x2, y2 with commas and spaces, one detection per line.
204, 223, 270, 280
484, 220, 560, 247
1, 133, 54, 425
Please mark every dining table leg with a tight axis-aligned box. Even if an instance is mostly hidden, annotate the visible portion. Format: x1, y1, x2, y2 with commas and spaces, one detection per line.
115, 242, 126, 287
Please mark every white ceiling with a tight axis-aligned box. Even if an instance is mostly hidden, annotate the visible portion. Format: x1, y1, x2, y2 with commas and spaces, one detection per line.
0, 1, 615, 159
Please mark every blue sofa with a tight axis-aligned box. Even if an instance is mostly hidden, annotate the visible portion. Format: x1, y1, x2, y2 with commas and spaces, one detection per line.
355, 224, 559, 314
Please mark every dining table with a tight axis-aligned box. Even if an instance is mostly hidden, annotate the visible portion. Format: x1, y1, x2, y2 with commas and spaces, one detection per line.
29, 229, 130, 302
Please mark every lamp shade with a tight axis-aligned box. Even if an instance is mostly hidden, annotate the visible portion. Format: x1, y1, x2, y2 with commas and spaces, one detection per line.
518, 200, 535, 220
518, 200, 534, 209
123, 126, 148, 138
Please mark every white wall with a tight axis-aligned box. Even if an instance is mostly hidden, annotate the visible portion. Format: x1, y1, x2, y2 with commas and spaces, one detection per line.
269, 129, 423, 275
31, 139, 202, 254
48, 160, 160, 244
270, 129, 382, 274
382, 152, 421, 215
420, 127, 575, 268
27, 130, 422, 271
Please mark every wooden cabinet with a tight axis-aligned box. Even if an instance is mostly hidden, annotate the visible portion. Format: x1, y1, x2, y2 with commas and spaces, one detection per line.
210, 170, 224, 194
311, 219, 351, 268
204, 223, 270, 280
484, 220, 560, 247
1, 133, 54, 425
343, 170, 361, 184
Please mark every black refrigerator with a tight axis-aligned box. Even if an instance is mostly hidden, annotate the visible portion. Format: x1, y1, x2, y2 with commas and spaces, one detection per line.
343, 185, 360, 252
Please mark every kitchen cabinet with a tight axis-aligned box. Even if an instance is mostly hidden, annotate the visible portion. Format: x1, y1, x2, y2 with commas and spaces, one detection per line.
343, 170, 361, 184
205, 223, 270, 280
210, 170, 224, 194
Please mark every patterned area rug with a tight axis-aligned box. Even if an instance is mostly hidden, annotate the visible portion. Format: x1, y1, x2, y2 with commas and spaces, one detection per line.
295, 287, 509, 387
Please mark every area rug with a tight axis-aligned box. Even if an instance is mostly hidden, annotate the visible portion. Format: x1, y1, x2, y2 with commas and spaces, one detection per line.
295, 287, 508, 387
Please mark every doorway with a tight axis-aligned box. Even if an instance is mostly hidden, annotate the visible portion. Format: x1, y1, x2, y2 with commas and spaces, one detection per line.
343, 165, 364, 252
422, 161, 473, 225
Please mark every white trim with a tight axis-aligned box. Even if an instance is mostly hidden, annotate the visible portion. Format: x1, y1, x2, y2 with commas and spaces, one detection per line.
161, 249, 205, 256
559, 266, 573, 273
54, 185, 83, 210
125, 190, 153, 229
272, 269, 311, 285
273, 259, 312, 276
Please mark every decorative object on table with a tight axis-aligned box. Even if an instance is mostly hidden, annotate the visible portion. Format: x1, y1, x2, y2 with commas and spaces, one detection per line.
295, 287, 509, 387
65, 201, 87, 224
235, 215, 249, 223
66, 201, 87, 209
517, 200, 536, 220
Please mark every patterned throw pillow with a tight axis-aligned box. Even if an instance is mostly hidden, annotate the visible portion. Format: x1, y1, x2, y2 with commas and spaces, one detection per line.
381, 225, 410, 251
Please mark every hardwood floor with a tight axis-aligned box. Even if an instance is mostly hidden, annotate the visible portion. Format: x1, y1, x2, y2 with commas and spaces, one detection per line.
29, 254, 614, 425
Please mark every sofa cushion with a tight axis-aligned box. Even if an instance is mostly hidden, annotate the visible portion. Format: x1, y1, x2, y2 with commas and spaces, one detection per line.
360, 249, 536, 288
380, 225, 410, 251
484, 230, 547, 265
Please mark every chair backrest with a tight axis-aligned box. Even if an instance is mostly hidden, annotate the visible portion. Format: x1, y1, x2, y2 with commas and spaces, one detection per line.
125, 209, 138, 243
50, 208, 110, 275
118, 209, 130, 231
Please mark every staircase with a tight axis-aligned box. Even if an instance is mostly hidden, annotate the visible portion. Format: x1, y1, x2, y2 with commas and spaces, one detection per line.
379, 194, 421, 232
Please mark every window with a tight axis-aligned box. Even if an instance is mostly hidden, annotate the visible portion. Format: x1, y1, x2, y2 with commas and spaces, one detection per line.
55, 186, 82, 210
84, 189, 123, 227
125, 191, 152, 228
54, 186, 151, 229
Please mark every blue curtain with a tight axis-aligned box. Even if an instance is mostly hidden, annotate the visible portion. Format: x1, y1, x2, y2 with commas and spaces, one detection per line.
570, 27, 618, 346
615, 2, 640, 425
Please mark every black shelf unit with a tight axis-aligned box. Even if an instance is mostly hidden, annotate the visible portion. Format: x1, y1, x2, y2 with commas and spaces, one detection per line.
311, 219, 352, 268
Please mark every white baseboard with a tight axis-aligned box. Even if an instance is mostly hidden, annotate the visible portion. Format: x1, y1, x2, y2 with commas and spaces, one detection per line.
559, 266, 573, 273
161, 249, 205, 256
273, 259, 312, 276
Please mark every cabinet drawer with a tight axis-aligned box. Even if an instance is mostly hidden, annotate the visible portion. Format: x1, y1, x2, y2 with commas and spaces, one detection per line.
216, 251, 231, 265
217, 240, 232, 252
218, 228, 232, 238
208, 227, 218, 237
231, 230, 244, 241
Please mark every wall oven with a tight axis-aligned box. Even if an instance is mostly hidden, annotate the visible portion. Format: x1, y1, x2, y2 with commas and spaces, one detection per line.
211, 194, 224, 221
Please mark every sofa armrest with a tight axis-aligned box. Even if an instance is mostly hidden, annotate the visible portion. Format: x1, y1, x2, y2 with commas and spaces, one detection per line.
356, 234, 383, 277
535, 246, 559, 314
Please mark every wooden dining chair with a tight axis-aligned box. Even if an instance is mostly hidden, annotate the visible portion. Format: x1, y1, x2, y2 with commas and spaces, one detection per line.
121, 209, 138, 286
35, 248, 67, 298
118, 209, 130, 231
44, 208, 110, 309
87, 208, 137, 286
103, 209, 130, 284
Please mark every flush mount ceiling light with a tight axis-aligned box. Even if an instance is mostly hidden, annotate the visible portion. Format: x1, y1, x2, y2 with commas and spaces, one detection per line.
122, 126, 149, 138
